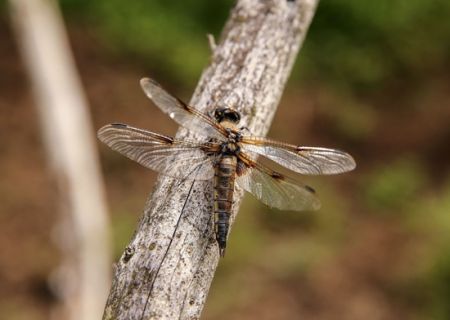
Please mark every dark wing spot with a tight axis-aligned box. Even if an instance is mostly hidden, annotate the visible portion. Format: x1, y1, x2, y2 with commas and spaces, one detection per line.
201, 143, 220, 154
247, 159, 257, 169
111, 123, 128, 128
236, 160, 249, 176
175, 96, 191, 111
271, 172, 285, 181
296, 146, 306, 152
160, 135, 174, 144
305, 185, 316, 194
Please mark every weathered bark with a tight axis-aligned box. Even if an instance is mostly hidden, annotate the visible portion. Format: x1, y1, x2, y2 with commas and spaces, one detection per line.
9, 0, 111, 320
103, 0, 319, 319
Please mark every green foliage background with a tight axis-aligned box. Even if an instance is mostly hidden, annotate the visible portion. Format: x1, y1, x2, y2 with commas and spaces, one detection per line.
58, 0, 450, 87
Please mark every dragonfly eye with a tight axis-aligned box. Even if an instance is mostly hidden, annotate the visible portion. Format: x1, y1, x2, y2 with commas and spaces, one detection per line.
224, 109, 241, 124
214, 108, 241, 124
214, 108, 226, 122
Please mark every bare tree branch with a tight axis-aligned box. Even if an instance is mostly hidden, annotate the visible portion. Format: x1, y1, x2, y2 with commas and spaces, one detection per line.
103, 0, 319, 319
9, 0, 112, 319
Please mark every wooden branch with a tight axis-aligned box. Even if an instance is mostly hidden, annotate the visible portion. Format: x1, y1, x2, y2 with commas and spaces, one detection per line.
9, 1, 112, 320
103, 0, 319, 319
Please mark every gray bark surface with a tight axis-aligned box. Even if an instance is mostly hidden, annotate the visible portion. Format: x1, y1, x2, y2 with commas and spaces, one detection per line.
103, 0, 319, 319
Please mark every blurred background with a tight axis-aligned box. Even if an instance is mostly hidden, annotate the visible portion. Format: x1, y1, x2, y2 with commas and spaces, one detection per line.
1, 0, 450, 319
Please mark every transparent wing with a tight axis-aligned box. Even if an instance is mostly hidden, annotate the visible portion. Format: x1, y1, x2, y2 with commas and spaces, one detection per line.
140, 78, 227, 140
98, 123, 220, 180
236, 153, 321, 211
241, 136, 356, 175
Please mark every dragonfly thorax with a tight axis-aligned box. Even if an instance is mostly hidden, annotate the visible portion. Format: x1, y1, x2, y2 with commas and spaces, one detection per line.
221, 141, 240, 155
220, 128, 242, 155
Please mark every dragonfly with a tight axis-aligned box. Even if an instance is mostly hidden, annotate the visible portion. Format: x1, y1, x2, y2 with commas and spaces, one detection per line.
98, 78, 356, 257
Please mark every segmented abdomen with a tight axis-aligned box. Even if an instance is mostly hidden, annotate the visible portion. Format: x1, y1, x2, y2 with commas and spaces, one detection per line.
214, 155, 237, 256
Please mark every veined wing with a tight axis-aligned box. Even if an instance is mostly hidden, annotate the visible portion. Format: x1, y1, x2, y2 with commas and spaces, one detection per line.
98, 123, 220, 180
140, 78, 228, 140
241, 136, 356, 175
236, 153, 321, 211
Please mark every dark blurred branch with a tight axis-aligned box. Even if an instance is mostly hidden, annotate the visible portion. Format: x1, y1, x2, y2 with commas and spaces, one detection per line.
103, 0, 319, 319
9, 0, 111, 319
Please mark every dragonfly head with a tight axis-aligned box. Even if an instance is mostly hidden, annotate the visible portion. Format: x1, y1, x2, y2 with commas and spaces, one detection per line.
214, 107, 241, 124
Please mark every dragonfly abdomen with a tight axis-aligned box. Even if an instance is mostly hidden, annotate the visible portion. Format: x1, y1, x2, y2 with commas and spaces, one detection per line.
214, 155, 237, 257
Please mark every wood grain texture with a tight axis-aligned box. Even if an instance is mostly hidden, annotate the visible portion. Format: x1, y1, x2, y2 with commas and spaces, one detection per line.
103, 0, 319, 319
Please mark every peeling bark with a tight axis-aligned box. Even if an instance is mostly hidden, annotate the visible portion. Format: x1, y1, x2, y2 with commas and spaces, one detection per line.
103, 0, 319, 319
